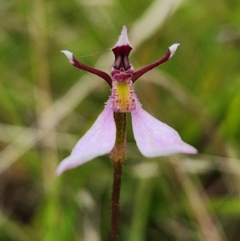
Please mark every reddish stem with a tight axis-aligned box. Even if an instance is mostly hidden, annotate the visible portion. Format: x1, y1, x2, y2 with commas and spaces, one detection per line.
110, 161, 123, 241
110, 112, 126, 241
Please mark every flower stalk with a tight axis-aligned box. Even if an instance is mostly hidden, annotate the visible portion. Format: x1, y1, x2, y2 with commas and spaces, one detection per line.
110, 160, 122, 241
110, 112, 126, 241
110, 113, 127, 163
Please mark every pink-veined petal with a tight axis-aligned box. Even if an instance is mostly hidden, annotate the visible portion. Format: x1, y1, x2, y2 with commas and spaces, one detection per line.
131, 100, 197, 157
56, 100, 116, 175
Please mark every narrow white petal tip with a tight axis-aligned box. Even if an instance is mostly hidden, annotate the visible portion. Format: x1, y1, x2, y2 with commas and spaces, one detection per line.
61, 50, 74, 64
169, 43, 180, 58
114, 25, 132, 48
56, 158, 75, 176
56, 166, 64, 176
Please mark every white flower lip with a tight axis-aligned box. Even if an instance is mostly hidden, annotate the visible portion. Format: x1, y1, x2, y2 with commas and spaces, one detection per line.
169, 43, 180, 58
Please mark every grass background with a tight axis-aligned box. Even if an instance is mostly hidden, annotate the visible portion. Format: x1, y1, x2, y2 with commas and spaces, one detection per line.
1, 0, 240, 240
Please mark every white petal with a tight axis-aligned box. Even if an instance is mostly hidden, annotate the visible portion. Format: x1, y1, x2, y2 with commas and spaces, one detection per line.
131, 100, 197, 157
113, 26, 132, 48
56, 100, 116, 175
169, 43, 180, 58
61, 50, 74, 64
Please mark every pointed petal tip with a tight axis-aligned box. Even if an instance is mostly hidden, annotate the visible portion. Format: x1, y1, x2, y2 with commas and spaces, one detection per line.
56, 166, 63, 176
169, 43, 180, 58
121, 25, 127, 36
113, 25, 132, 49
178, 144, 198, 155
61, 50, 74, 64
56, 157, 78, 176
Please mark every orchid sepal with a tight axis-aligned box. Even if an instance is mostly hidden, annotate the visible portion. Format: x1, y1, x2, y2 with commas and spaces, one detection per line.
112, 25, 133, 57
61, 50, 112, 87
132, 43, 180, 83
56, 100, 116, 175
131, 99, 197, 157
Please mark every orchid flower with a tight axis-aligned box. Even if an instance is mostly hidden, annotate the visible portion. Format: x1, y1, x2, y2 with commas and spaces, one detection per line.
57, 26, 197, 175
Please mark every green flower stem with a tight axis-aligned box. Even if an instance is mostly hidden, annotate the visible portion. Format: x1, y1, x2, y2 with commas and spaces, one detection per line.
110, 112, 127, 241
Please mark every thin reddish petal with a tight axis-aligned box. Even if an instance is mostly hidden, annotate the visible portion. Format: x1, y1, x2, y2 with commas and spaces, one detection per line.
61, 50, 112, 87
56, 100, 116, 175
132, 44, 180, 83
131, 100, 197, 157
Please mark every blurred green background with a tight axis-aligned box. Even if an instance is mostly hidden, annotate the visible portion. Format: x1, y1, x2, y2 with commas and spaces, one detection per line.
1, 0, 240, 240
